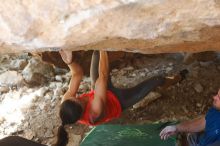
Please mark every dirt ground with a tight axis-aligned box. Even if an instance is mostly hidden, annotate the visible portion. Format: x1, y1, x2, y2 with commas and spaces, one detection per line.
118, 53, 219, 122
0, 52, 220, 145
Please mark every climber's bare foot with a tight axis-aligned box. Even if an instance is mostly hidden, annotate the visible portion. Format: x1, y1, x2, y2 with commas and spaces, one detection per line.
59, 49, 73, 64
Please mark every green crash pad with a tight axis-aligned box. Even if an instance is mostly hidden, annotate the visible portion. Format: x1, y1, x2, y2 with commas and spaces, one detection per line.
80, 123, 176, 146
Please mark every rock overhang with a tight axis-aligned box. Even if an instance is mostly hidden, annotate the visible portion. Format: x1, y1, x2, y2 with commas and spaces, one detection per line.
0, 0, 220, 54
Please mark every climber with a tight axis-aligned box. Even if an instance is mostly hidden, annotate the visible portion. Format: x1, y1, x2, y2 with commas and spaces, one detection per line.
54, 50, 188, 146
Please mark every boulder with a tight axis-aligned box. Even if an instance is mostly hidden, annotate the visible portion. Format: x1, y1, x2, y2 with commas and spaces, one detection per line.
0, 0, 220, 54
0, 71, 24, 87
22, 58, 54, 86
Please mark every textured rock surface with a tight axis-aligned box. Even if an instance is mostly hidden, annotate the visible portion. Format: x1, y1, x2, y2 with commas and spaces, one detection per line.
22, 58, 54, 86
37, 51, 127, 74
0, 71, 24, 87
1, 0, 220, 54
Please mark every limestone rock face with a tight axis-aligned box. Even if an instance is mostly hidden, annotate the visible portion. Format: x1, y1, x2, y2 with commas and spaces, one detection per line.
1, 0, 220, 54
